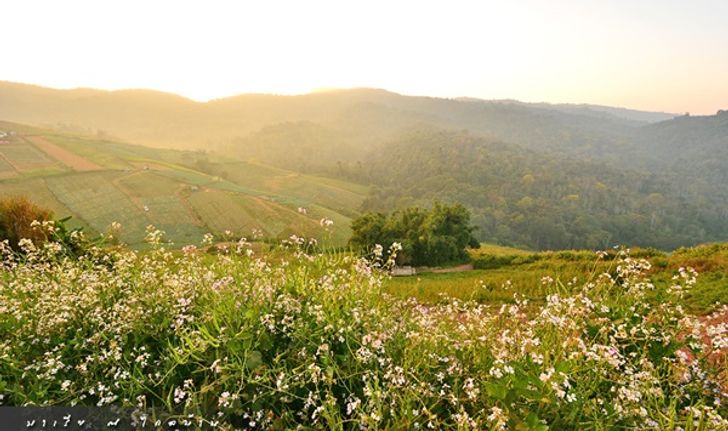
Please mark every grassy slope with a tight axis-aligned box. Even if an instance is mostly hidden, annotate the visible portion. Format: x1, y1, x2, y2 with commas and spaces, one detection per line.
0, 121, 364, 246
385, 243, 728, 314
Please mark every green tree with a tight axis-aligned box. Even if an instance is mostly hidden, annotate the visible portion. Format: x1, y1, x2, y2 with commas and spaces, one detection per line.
350, 202, 479, 266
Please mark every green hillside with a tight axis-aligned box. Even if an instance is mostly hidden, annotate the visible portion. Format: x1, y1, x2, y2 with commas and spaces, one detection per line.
0, 121, 364, 246
358, 129, 728, 250
2, 82, 728, 251
387, 241, 728, 314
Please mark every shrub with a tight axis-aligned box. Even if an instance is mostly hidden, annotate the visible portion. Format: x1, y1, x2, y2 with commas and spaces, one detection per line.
0, 196, 99, 258
0, 195, 53, 250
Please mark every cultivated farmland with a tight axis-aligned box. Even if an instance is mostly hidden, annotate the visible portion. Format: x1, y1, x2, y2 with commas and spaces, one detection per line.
27, 135, 101, 171
47, 171, 150, 242
0, 141, 61, 173
0, 121, 364, 246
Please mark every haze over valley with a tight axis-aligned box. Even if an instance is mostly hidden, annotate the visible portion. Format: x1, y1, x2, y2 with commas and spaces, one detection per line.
1, 81, 726, 250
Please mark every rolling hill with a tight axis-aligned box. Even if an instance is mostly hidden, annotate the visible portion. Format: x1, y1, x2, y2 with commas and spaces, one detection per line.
357, 129, 728, 250
0, 120, 365, 246
0, 81, 679, 160
2, 81, 727, 250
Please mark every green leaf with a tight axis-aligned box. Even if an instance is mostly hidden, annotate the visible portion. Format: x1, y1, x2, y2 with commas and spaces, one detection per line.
485, 382, 507, 400
525, 412, 549, 431
245, 350, 263, 370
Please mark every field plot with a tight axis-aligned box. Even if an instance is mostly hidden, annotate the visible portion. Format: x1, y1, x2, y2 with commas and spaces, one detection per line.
296, 203, 353, 244
187, 189, 346, 243
156, 168, 218, 187
116, 172, 205, 243
43, 135, 134, 170
218, 161, 365, 214
116, 171, 182, 196
0, 177, 88, 229
27, 135, 101, 171
0, 142, 61, 173
187, 189, 261, 235
0, 155, 17, 179
72, 138, 235, 169
47, 172, 149, 242
270, 174, 364, 214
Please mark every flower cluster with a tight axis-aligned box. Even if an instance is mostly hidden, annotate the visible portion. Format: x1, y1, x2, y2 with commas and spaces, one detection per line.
0, 234, 726, 429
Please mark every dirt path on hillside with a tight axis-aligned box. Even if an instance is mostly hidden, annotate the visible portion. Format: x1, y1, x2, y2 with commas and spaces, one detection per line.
26, 135, 101, 171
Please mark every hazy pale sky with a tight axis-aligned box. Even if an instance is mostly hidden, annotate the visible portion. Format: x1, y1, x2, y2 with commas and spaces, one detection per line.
2, 0, 727, 114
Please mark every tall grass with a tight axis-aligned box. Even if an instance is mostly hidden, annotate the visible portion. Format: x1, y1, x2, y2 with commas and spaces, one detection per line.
389, 245, 727, 314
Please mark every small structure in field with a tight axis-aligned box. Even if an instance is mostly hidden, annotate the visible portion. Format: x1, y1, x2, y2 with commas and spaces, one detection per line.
392, 266, 416, 276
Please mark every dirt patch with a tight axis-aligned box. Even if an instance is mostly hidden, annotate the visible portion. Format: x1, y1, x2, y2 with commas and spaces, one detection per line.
26, 135, 101, 171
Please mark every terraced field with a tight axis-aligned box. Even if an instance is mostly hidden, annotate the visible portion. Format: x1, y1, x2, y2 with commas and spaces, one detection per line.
0, 142, 61, 173
27, 135, 101, 171
0, 156, 16, 179
116, 172, 205, 242
47, 172, 150, 241
0, 121, 365, 246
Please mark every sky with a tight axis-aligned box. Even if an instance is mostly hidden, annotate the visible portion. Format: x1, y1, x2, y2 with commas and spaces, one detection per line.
2, 0, 727, 114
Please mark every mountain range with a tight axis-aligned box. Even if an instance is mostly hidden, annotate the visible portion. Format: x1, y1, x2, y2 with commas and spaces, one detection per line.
1, 80, 727, 249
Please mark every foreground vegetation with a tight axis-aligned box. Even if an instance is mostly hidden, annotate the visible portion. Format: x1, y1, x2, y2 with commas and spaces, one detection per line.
1, 225, 727, 429
388, 244, 728, 314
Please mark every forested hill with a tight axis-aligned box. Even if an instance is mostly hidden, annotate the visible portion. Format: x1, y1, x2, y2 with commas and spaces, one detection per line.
357, 130, 728, 250
632, 111, 728, 182
0, 81, 676, 161
2, 81, 727, 250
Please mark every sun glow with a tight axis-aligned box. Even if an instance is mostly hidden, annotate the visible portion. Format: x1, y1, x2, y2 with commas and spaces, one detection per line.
2, 0, 727, 113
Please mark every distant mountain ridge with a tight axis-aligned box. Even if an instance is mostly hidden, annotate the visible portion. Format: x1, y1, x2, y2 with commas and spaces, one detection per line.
0, 81, 683, 151
455, 97, 678, 124
2, 80, 728, 250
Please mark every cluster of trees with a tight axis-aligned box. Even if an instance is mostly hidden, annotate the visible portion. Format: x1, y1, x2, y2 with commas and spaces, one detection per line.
232, 122, 728, 250
356, 130, 728, 250
349, 202, 479, 266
